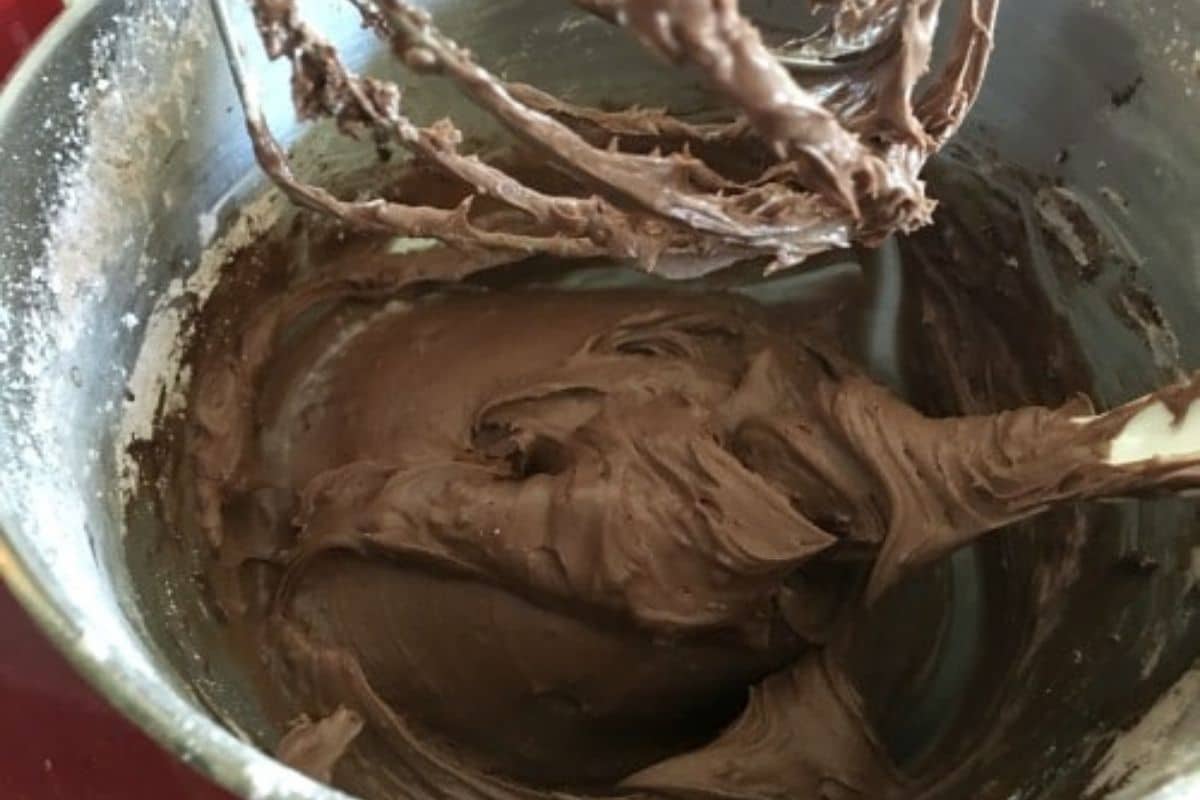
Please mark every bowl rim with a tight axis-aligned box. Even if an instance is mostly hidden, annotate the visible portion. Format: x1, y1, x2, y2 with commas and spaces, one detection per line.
0, 3, 346, 798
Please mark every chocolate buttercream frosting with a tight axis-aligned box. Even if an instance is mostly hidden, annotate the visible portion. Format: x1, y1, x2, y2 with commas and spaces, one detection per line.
153, 1, 1200, 798
175, 228, 1200, 798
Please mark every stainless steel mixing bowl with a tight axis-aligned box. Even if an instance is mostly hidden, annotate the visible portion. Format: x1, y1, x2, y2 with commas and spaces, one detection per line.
1, 1, 1198, 798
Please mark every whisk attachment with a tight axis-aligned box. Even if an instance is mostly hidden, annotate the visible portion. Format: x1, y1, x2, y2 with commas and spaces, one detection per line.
209, 0, 1000, 276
